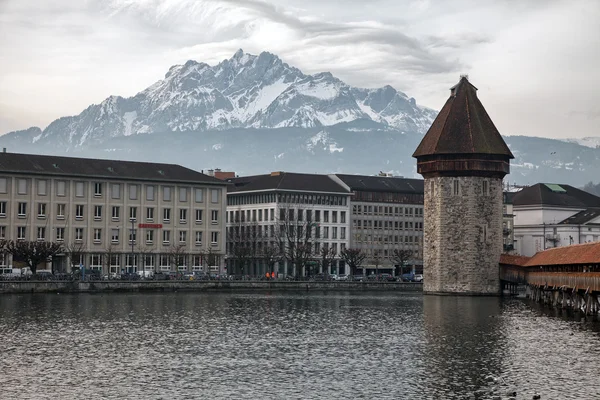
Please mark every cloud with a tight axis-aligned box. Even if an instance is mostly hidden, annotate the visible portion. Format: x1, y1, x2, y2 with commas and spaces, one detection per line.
0, 0, 599, 141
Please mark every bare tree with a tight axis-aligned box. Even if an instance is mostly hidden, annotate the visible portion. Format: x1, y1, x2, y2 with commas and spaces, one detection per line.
319, 246, 337, 277
392, 248, 413, 277
6, 240, 63, 275
261, 242, 283, 276
340, 248, 366, 277
276, 206, 315, 278
64, 241, 86, 273
371, 249, 383, 277
227, 217, 253, 276
168, 244, 187, 272
202, 247, 221, 274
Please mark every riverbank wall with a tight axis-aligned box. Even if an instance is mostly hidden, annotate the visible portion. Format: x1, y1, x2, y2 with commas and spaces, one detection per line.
0, 280, 423, 294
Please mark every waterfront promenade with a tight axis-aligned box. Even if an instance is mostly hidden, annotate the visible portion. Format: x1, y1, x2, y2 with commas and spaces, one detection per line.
0, 279, 423, 294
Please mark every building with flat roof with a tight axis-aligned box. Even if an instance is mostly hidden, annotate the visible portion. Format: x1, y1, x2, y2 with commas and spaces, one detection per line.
225, 171, 351, 277
0, 152, 227, 274
332, 174, 424, 275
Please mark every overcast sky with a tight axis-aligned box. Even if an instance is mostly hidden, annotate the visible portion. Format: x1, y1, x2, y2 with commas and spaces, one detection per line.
0, 0, 598, 139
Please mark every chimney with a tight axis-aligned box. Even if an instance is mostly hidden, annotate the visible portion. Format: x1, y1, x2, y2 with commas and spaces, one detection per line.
207, 169, 214, 177
215, 168, 221, 173
270, 171, 283, 176
2, 148, 6, 153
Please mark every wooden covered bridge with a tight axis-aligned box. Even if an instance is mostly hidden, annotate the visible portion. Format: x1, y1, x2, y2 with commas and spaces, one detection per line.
500, 242, 600, 314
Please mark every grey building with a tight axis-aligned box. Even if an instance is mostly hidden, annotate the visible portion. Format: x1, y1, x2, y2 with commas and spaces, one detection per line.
332, 174, 424, 276
226, 171, 352, 277
0, 152, 227, 274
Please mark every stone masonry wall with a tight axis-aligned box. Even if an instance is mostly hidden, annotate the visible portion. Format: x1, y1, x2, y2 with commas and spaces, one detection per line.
423, 176, 503, 295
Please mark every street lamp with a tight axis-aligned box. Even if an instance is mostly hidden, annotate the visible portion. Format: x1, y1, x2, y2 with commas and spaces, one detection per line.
130, 219, 135, 274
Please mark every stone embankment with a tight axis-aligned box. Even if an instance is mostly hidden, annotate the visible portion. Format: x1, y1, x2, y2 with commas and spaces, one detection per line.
0, 280, 423, 294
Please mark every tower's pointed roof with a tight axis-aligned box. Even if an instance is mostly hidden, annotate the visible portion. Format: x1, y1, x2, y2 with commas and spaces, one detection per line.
413, 76, 514, 158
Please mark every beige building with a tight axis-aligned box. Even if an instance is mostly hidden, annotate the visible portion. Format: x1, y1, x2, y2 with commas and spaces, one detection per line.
0, 152, 227, 274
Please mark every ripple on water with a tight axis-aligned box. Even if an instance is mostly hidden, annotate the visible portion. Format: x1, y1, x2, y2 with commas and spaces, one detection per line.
0, 292, 599, 399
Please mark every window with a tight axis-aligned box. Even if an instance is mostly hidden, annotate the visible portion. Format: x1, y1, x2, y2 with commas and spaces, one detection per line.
37, 227, 45, 241
129, 184, 138, 200
112, 206, 120, 220
93, 228, 102, 242
57, 181, 66, 196
453, 179, 460, 196
341, 227, 346, 239
146, 230, 154, 244
37, 203, 46, 218
323, 227, 329, 239
37, 180, 47, 196
195, 209, 203, 223
57, 204, 65, 219
146, 185, 155, 201
0, 226, 5, 239
18, 202, 26, 217
111, 229, 119, 243
162, 230, 171, 244
211, 189, 219, 203
75, 228, 83, 242
75, 205, 84, 220
56, 227, 65, 242
17, 179, 27, 195
0, 178, 6, 193
163, 208, 171, 222
179, 209, 187, 223
211, 231, 218, 245
75, 182, 84, 197
94, 205, 102, 220
91, 254, 102, 267
163, 186, 172, 201
0, 202, 5, 217
211, 210, 218, 224
144, 254, 155, 269
179, 187, 188, 202
195, 188, 203, 202
17, 226, 26, 240
341, 211, 346, 224
195, 231, 203, 245
332, 211, 337, 223
129, 207, 137, 221
324, 211, 329, 222
332, 227, 338, 239
146, 207, 154, 221
129, 228, 137, 243
179, 231, 187, 243
94, 182, 102, 196
111, 183, 121, 199
160, 255, 170, 269
482, 180, 489, 196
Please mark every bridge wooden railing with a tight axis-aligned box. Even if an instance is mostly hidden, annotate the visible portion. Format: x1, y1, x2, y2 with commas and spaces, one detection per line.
500, 264, 600, 293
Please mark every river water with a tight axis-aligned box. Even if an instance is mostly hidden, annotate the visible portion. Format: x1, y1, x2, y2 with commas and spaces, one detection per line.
0, 292, 599, 399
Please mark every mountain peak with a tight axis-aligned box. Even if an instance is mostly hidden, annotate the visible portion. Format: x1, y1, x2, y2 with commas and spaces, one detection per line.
233, 48, 245, 59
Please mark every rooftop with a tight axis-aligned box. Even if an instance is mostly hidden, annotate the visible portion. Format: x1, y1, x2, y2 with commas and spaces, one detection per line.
512, 183, 600, 208
558, 208, 600, 225
226, 171, 350, 194
335, 174, 424, 194
0, 152, 224, 185
413, 76, 513, 159
526, 242, 600, 266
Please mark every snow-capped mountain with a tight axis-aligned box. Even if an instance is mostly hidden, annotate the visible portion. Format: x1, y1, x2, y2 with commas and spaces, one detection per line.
4, 49, 435, 148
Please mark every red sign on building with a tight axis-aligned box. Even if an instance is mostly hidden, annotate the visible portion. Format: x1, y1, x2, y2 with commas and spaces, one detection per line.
138, 223, 163, 229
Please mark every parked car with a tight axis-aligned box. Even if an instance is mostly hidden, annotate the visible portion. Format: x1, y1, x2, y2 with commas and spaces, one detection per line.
351, 275, 365, 281
379, 273, 395, 282
182, 272, 195, 280
413, 274, 424, 282
401, 273, 415, 282
337, 274, 349, 281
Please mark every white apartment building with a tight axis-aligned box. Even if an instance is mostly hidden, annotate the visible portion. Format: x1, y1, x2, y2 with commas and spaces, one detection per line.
0, 152, 227, 274
513, 183, 600, 256
225, 172, 351, 277
332, 174, 424, 275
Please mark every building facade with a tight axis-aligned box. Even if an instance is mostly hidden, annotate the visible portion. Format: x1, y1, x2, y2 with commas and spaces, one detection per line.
512, 183, 600, 257
226, 172, 351, 277
413, 76, 513, 295
0, 152, 227, 274
332, 174, 424, 275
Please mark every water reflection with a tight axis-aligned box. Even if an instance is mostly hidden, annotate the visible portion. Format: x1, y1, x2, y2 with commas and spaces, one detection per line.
0, 292, 599, 399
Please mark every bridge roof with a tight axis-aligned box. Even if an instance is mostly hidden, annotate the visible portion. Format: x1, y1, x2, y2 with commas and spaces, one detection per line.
500, 254, 531, 267
526, 242, 600, 266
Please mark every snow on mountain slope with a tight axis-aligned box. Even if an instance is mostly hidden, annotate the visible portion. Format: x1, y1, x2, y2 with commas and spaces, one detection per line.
562, 137, 600, 149
3, 49, 436, 148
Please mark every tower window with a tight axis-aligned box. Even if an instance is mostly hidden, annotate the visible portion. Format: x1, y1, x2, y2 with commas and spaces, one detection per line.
452, 180, 460, 196
430, 181, 435, 197
482, 180, 489, 196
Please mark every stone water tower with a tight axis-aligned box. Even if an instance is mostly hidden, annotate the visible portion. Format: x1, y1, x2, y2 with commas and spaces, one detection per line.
413, 76, 513, 295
